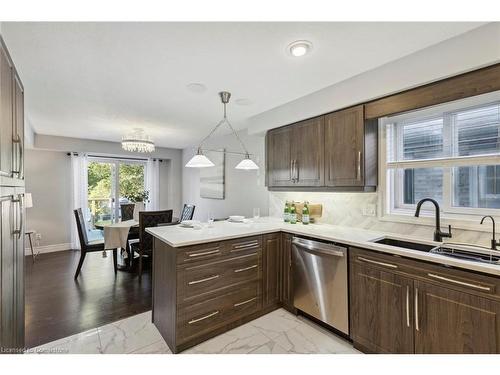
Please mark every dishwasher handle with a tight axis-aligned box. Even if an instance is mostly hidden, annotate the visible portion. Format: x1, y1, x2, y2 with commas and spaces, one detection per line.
292, 237, 346, 257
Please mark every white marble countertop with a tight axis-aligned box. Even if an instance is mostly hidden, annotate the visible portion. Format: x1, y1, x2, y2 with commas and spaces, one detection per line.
146, 217, 500, 277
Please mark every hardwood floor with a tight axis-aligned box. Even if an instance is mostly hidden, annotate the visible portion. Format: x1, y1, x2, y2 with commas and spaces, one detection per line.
25, 250, 152, 348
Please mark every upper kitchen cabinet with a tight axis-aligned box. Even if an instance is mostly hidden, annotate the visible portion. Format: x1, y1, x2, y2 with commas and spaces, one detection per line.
0, 37, 24, 184
324, 105, 377, 189
267, 116, 324, 188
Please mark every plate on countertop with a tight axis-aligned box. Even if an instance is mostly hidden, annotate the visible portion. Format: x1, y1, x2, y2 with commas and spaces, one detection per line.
180, 220, 201, 228
228, 215, 245, 222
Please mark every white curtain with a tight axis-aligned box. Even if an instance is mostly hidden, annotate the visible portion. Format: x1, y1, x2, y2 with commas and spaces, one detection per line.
146, 158, 160, 211
70, 153, 88, 250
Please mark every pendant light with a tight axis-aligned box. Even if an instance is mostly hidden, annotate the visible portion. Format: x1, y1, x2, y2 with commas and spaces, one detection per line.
185, 92, 259, 170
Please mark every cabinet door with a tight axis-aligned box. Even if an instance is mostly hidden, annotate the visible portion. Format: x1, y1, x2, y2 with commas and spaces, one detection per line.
291, 117, 324, 186
350, 259, 414, 353
414, 280, 500, 353
280, 233, 293, 310
262, 233, 280, 307
324, 105, 364, 186
13, 74, 24, 180
0, 44, 13, 178
266, 127, 293, 187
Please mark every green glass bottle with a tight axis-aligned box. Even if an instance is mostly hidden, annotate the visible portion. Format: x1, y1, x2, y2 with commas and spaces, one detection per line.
290, 203, 297, 224
302, 201, 310, 225
283, 201, 290, 223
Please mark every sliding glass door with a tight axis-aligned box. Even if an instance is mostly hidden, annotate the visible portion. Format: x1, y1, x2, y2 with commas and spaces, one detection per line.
87, 157, 146, 229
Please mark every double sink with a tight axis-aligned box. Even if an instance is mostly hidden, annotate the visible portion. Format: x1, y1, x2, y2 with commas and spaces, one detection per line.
372, 237, 500, 265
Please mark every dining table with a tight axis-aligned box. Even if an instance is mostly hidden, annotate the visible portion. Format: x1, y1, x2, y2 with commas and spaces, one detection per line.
99, 219, 139, 271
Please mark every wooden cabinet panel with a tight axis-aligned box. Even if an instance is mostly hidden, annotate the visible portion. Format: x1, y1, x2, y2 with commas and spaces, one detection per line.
267, 126, 293, 186
414, 280, 500, 354
291, 117, 324, 186
280, 233, 294, 311
325, 105, 364, 187
263, 233, 280, 307
0, 44, 13, 178
350, 257, 415, 353
13, 74, 23, 180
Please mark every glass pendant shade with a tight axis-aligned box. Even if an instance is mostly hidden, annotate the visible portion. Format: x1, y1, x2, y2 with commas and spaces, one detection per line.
185, 151, 215, 168
235, 155, 259, 170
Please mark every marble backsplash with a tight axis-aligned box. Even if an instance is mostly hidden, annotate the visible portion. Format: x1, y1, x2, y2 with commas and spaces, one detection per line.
269, 191, 493, 247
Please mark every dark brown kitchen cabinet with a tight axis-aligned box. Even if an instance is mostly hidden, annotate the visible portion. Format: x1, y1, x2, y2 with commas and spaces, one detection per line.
262, 233, 281, 307
266, 117, 324, 187
280, 233, 294, 312
350, 254, 414, 353
350, 246, 500, 354
414, 280, 500, 354
324, 105, 377, 189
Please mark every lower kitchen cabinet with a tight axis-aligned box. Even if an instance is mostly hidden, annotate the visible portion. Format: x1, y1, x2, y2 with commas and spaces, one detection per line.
280, 233, 294, 311
350, 247, 500, 354
263, 233, 281, 308
414, 280, 500, 354
350, 256, 414, 353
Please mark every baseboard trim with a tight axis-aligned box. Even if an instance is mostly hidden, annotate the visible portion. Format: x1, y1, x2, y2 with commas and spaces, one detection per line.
25, 243, 73, 256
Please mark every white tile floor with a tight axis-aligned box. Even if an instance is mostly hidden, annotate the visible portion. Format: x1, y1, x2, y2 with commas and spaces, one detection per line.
28, 308, 360, 354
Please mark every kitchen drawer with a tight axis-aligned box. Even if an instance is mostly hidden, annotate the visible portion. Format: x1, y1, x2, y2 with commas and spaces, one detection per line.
177, 242, 224, 265
350, 247, 500, 300
178, 252, 261, 303
177, 282, 261, 344
225, 236, 262, 256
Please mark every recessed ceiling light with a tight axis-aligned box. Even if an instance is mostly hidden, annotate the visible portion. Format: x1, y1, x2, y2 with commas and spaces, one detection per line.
186, 83, 207, 93
235, 98, 253, 106
287, 40, 313, 57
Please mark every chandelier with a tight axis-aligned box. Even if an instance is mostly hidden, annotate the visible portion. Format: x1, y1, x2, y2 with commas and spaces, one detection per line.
121, 128, 155, 153
185, 92, 259, 170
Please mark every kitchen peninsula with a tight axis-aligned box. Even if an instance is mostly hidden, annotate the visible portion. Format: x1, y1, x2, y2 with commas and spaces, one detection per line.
148, 217, 500, 354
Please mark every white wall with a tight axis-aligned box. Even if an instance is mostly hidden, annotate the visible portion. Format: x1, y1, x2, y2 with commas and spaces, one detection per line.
26, 134, 183, 250
182, 129, 268, 221
248, 22, 500, 135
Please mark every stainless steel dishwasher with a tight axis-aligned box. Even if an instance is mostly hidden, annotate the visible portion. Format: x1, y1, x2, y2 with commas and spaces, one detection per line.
292, 236, 349, 335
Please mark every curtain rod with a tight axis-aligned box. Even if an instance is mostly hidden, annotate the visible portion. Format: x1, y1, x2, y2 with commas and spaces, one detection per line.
66, 152, 164, 162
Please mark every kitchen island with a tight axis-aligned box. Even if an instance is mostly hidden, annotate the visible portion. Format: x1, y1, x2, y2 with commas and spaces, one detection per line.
147, 217, 500, 353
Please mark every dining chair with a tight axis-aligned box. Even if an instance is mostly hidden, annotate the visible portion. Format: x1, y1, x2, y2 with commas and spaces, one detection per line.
73, 208, 117, 279
179, 204, 196, 221
130, 209, 173, 276
120, 203, 135, 221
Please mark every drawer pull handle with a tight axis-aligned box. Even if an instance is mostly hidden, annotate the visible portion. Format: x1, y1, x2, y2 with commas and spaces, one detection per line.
188, 310, 219, 324
234, 264, 258, 273
357, 256, 398, 269
188, 249, 220, 258
234, 297, 256, 307
233, 242, 259, 249
188, 275, 220, 285
406, 285, 410, 328
415, 288, 419, 332
427, 273, 491, 291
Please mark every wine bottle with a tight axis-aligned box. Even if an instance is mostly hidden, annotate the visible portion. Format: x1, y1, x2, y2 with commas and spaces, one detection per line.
290, 202, 297, 224
302, 201, 310, 225
283, 201, 290, 222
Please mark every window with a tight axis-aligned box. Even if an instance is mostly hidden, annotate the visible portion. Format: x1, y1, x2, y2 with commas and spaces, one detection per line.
382, 92, 500, 219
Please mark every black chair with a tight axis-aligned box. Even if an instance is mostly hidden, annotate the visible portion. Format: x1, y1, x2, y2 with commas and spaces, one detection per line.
73, 208, 117, 279
179, 204, 195, 221
130, 209, 173, 276
120, 203, 135, 221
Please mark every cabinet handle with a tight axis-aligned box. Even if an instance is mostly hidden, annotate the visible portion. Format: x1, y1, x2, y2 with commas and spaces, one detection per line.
188, 310, 219, 324
415, 287, 419, 332
290, 160, 294, 182
188, 249, 220, 257
294, 159, 299, 182
12, 135, 22, 177
233, 242, 259, 250
357, 256, 398, 269
427, 273, 491, 291
356, 151, 362, 180
12, 195, 23, 239
188, 274, 219, 285
234, 264, 257, 273
406, 285, 410, 328
234, 297, 256, 307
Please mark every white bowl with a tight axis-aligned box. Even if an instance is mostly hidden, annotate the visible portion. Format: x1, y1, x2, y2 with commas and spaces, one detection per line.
228, 215, 245, 222
180, 220, 200, 227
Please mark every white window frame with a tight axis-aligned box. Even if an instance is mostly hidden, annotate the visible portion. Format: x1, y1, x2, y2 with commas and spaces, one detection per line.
378, 90, 500, 232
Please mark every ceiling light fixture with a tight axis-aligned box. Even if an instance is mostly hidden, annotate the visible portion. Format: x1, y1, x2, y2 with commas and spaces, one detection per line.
288, 40, 313, 57
121, 128, 155, 153
186, 82, 207, 93
185, 91, 259, 170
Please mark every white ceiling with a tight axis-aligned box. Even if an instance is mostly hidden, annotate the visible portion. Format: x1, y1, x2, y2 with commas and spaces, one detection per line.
2, 22, 485, 149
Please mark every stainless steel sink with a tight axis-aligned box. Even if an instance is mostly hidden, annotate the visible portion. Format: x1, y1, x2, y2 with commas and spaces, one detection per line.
371, 237, 437, 252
